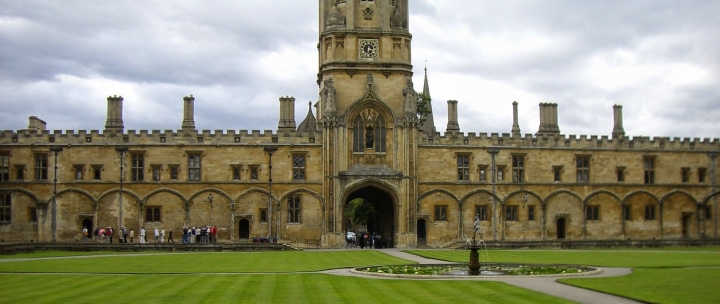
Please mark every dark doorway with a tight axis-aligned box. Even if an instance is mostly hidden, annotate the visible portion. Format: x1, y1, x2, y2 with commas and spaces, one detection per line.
556, 218, 566, 239
681, 214, 692, 238
346, 186, 395, 248
239, 219, 250, 239
417, 219, 426, 246
81, 218, 93, 241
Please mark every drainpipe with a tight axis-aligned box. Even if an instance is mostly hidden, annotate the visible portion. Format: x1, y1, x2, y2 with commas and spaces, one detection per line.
710, 152, 719, 239
264, 146, 278, 240
488, 148, 499, 241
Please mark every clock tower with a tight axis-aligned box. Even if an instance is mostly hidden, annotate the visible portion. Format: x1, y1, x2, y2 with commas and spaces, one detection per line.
318, 0, 420, 247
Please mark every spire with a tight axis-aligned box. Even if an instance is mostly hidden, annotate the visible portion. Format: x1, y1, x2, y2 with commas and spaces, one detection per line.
421, 64, 436, 135
297, 101, 317, 132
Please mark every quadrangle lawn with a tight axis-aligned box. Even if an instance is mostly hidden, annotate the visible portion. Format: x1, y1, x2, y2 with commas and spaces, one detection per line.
0, 248, 718, 303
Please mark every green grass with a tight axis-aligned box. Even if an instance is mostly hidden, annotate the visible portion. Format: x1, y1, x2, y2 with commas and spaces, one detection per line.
406, 248, 720, 267
559, 268, 720, 304
0, 250, 152, 259
409, 248, 720, 303
0, 273, 572, 304
0, 251, 412, 273
0, 251, 572, 304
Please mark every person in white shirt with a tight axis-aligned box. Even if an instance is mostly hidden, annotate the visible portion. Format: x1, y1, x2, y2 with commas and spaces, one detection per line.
140, 228, 146, 244
154, 228, 160, 243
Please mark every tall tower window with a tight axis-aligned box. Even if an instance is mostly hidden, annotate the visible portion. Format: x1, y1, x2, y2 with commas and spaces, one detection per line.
188, 154, 202, 181
131, 154, 144, 182
34, 153, 48, 181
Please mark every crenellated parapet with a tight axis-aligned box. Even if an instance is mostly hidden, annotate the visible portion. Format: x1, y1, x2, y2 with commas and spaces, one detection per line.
0, 128, 322, 146
419, 131, 719, 152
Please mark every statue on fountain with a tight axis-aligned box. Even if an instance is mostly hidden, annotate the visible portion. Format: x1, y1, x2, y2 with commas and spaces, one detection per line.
468, 214, 483, 275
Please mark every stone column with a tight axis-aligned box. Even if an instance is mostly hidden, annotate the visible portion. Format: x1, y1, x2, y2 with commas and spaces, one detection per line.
511, 101, 521, 136
446, 100, 460, 133
278, 96, 296, 132
612, 104, 625, 139
181, 95, 196, 132
537, 103, 560, 135
104, 95, 124, 132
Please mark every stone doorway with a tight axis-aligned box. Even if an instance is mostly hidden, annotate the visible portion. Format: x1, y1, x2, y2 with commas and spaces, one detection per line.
238, 219, 250, 240
681, 213, 692, 238
416, 219, 427, 246
81, 218, 93, 241
345, 185, 396, 248
556, 218, 566, 239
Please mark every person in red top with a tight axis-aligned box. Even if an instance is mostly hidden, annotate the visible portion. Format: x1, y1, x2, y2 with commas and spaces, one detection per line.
211, 226, 217, 243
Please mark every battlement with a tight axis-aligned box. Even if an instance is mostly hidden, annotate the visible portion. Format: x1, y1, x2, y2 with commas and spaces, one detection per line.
421, 131, 719, 151
0, 128, 321, 146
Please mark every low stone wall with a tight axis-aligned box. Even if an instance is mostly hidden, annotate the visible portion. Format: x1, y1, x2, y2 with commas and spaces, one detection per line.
0, 242, 291, 255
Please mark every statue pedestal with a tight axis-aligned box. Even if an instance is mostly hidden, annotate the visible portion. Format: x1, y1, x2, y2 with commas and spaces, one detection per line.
468, 245, 481, 275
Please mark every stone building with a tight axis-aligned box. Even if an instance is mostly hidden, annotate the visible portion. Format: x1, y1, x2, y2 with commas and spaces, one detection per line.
1, 0, 719, 247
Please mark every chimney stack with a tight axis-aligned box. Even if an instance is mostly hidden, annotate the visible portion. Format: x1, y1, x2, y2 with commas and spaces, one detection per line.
182, 95, 196, 132
537, 103, 560, 135
278, 96, 297, 132
612, 104, 625, 138
104, 95, 124, 132
28, 116, 47, 131
511, 101, 521, 136
446, 100, 460, 133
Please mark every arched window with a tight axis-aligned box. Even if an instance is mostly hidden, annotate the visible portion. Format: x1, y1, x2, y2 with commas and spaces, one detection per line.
353, 110, 386, 153
353, 116, 364, 152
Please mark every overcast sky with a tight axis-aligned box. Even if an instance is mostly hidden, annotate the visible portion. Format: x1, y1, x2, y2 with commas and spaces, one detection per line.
1, 0, 718, 139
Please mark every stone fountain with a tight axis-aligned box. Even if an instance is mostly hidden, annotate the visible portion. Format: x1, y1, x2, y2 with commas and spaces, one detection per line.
467, 215, 483, 275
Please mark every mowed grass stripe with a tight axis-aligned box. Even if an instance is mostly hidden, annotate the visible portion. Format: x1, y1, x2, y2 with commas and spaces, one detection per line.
0, 251, 413, 274
406, 249, 720, 267
560, 267, 720, 304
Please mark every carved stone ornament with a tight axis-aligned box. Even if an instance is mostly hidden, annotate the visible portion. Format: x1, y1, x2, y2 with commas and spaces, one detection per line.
363, 7, 373, 20
323, 78, 337, 116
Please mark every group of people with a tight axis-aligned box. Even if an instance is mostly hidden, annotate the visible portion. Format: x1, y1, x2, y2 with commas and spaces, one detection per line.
181, 226, 217, 244
82, 226, 179, 244
84, 226, 134, 243
346, 232, 384, 249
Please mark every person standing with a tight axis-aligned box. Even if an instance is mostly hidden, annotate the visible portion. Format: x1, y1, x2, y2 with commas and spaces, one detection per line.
211, 225, 217, 243
122, 227, 128, 244
107, 227, 113, 244
182, 227, 188, 244
154, 227, 160, 243
168, 229, 175, 243
130, 229, 135, 243
139, 227, 146, 244
82, 226, 88, 243
160, 228, 165, 243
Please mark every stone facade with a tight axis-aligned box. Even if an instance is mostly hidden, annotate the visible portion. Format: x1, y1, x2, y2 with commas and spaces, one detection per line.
0, 0, 719, 247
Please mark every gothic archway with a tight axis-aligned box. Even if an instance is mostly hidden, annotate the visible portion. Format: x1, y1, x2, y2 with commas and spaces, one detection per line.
345, 185, 395, 248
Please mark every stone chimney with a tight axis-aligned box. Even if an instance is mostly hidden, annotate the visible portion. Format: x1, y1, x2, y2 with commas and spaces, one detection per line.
537, 103, 560, 135
511, 101, 521, 136
181, 95, 196, 132
28, 116, 47, 131
446, 100, 460, 133
104, 95, 124, 132
612, 104, 625, 138
278, 96, 297, 132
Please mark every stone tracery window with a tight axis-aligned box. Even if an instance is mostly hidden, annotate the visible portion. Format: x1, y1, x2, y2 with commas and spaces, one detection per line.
352, 109, 386, 153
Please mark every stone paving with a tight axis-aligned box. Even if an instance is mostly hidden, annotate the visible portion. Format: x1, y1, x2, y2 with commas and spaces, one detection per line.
322, 249, 641, 304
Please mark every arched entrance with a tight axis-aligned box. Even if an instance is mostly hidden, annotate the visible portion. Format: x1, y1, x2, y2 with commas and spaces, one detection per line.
557, 218, 566, 239
345, 186, 395, 248
238, 219, 250, 240
417, 219, 427, 246
81, 218, 93, 241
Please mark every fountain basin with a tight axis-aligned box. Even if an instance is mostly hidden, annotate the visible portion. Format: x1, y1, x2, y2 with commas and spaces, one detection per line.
353, 263, 600, 279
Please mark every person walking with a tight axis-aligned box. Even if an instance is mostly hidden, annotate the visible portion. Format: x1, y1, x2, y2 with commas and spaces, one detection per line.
139, 227, 146, 244
154, 227, 160, 243
130, 229, 135, 243
122, 227, 128, 243
160, 228, 165, 243
168, 229, 175, 243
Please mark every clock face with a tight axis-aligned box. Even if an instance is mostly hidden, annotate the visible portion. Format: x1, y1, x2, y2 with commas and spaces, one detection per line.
359, 39, 379, 59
